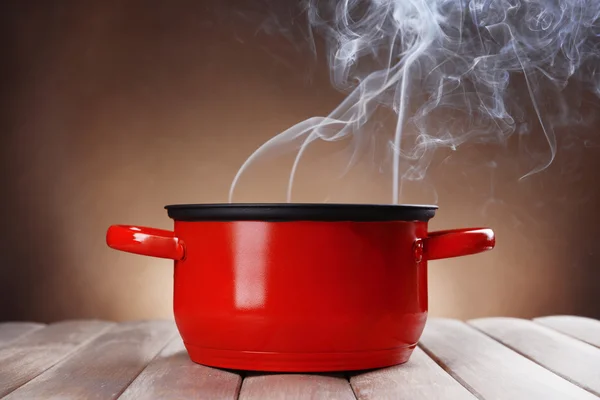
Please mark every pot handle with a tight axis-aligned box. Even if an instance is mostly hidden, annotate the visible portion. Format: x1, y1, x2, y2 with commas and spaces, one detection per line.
417, 227, 495, 261
106, 225, 185, 260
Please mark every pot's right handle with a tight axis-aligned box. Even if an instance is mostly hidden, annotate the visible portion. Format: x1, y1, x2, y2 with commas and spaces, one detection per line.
106, 225, 185, 260
417, 228, 495, 261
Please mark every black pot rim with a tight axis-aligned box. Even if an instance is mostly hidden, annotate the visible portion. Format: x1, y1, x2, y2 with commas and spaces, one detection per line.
165, 203, 438, 222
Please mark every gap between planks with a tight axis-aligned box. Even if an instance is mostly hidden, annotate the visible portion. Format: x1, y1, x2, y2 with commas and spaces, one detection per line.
119, 340, 356, 400
239, 372, 356, 400
350, 346, 476, 400
2, 316, 600, 400
534, 315, 600, 348
0, 320, 114, 398
418, 318, 599, 400
0, 322, 46, 348
3, 320, 177, 400
469, 317, 600, 397
118, 336, 243, 400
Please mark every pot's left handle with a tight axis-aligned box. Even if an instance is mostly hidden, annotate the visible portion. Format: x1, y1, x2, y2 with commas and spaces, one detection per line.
106, 225, 185, 260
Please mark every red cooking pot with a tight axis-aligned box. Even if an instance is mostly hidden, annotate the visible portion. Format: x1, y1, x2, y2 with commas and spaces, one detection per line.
106, 203, 494, 372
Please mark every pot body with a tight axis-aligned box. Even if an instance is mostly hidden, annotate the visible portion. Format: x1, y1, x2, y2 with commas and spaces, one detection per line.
107, 206, 494, 372
174, 220, 428, 371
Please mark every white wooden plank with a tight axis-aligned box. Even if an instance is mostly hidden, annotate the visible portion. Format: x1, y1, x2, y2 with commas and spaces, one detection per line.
470, 317, 600, 396
118, 336, 242, 400
4, 320, 176, 400
350, 347, 476, 400
419, 318, 598, 400
0, 323, 45, 347
534, 315, 600, 348
239, 374, 356, 400
0, 320, 113, 397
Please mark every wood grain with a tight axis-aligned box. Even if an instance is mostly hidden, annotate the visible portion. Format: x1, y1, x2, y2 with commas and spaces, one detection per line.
239, 374, 356, 400
4, 320, 176, 400
350, 347, 476, 400
118, 336, 242, 400
0, 322, 45, 347
2, 316, 599, 399
469, 317, 600, 396
0, 320, 113, 397
419, 318, 598, 400
534, 315, 600, 348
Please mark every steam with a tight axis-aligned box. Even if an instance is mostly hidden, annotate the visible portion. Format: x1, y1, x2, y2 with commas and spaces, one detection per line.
229, 0, 600, 203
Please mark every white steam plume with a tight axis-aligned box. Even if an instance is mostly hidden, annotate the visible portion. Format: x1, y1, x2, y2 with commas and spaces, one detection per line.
229, 0, 600, 204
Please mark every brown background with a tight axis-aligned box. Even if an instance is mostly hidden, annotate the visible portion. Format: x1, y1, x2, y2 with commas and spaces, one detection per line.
2, 1, 600, 323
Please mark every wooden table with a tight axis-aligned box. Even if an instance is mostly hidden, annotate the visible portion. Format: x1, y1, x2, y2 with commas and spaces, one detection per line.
1, 315, 599, 399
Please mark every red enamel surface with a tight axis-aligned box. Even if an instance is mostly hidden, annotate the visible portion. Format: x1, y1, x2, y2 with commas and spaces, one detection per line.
425, 227, 495, 260
106, 225, 185, 260
106, 220, 494, 371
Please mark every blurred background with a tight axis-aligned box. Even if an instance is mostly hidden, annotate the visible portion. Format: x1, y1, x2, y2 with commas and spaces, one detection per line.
2, 0, 599, 323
